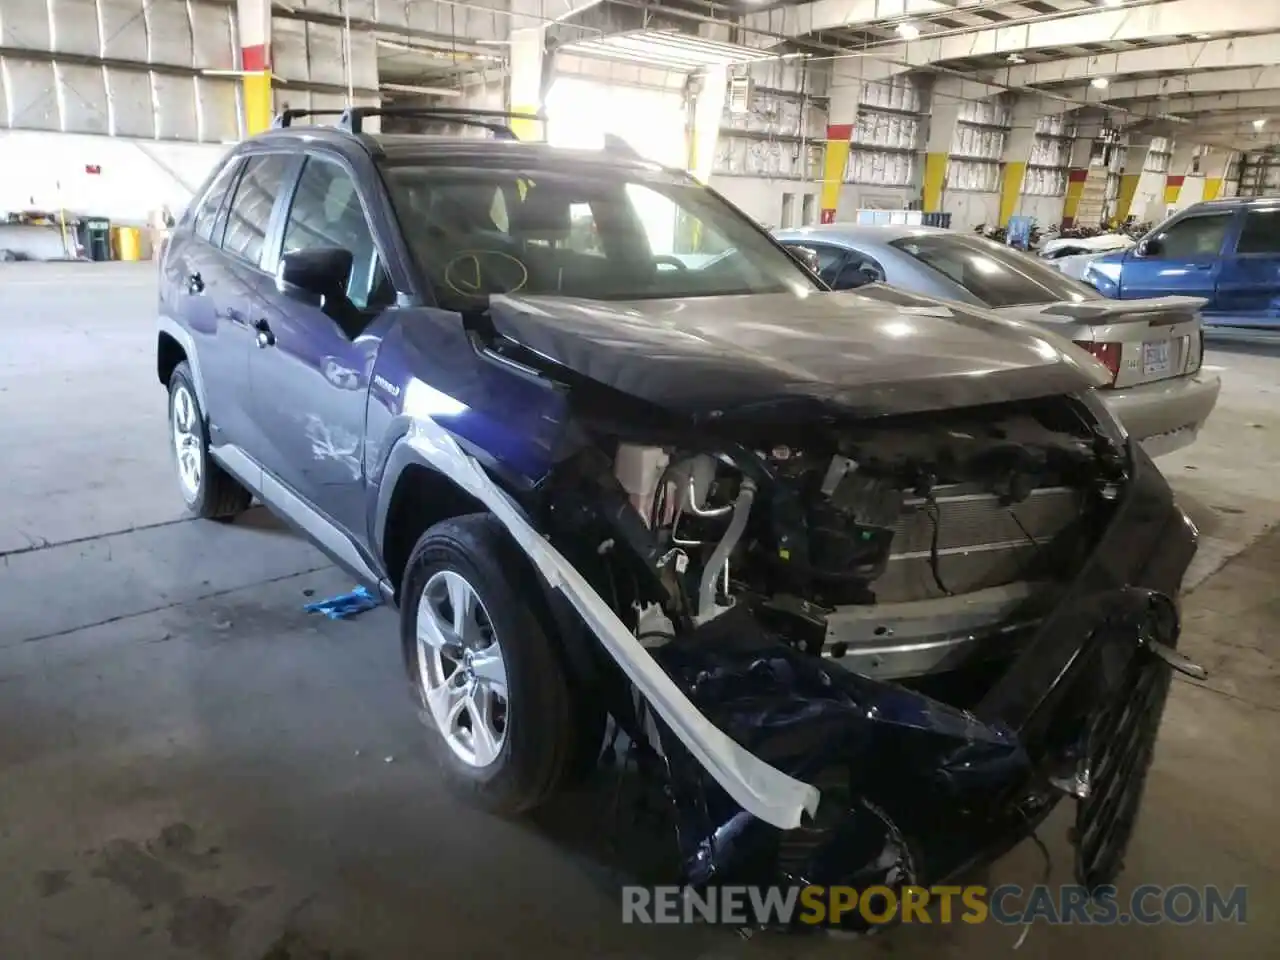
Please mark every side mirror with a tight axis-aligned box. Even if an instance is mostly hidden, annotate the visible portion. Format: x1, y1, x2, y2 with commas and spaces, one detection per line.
788, 245, 821, 274
276, 246, 353, 306
1136, 237, 1162, 258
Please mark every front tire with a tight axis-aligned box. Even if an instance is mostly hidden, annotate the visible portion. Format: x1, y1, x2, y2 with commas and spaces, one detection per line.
168, 362, 251, 520
400, 514, 574, 814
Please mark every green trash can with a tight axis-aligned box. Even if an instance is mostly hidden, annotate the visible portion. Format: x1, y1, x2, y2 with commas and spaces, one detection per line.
80, 218, 112, 261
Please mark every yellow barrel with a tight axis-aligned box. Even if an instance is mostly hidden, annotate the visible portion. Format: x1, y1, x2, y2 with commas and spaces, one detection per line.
114, 226, 143, 261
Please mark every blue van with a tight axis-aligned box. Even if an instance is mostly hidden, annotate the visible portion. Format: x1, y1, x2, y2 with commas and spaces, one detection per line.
1083, 197, 1280, 335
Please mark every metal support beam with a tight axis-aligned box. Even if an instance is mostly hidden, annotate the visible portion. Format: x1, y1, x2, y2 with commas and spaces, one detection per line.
1003, 33, 1280, 89
849, 1, 1280, 73
1156, 90, 1280, 116
1056, 66, 1280, 104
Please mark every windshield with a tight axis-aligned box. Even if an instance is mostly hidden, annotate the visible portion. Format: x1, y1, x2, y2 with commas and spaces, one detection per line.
890, 234, 1100, 307
381, 162, 819, 310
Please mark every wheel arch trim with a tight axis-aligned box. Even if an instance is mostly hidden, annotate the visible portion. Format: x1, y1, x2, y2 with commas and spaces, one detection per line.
391, 410, 821, 832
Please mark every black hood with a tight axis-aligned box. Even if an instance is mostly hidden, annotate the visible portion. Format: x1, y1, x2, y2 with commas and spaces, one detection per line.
488, 287, 1108, 421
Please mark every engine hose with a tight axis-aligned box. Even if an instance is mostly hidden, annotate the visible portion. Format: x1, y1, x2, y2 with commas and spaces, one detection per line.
698, 478, 757, 622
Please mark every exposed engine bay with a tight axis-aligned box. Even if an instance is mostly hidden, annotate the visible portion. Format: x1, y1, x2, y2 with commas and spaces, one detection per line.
549, 394, 1129, 687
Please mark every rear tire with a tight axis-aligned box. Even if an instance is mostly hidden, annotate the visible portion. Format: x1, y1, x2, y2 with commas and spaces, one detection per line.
168, 362, 252, 520
401, 514, 575, 814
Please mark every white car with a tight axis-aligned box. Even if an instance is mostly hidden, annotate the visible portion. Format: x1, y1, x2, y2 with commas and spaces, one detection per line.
1039, 233, 1135, 280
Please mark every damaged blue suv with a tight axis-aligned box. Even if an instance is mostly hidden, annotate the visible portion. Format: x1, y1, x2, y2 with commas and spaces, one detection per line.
158, 107, 1201, 922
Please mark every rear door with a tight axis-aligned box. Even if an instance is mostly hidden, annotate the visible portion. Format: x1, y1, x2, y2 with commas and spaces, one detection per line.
1118, 209, 1232, 301
209, 151, 299, 454
162, 156, 243, 435
1213, 205, 1280, 326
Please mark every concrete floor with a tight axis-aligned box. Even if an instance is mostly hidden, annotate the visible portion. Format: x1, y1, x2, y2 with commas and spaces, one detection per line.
0, 262, 1276, 959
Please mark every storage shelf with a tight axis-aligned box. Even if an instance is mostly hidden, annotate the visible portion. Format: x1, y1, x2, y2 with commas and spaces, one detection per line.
1034, 132, 1076, 142
719, 128, 814, 145
856, 102, 925, 118
849, 143, 918, 155
949, 154, 1002, 163
753, 85, 828, 102
710, 171, 819, 182
956, 118, 1012, 132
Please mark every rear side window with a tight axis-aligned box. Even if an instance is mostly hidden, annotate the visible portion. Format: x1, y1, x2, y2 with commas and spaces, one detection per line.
192, 159, 242, 242
891, 234, 1098, 307
1236, 208, 1280, 254
221, 154, 294, 268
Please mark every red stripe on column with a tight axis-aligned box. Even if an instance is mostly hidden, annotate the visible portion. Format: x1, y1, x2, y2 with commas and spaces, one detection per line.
826, 123, 854, 141
1166, 175, 1185, 187
242, 43, 270, 72
1067, 168, 1088, 183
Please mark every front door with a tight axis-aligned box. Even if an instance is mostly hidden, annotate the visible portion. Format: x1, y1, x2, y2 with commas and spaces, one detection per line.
1120, 209, 1233, 302
247, 152, 396, 541
1214, 204, 1280, 325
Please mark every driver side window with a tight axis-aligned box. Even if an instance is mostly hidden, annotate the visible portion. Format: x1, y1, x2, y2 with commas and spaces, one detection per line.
282, 156, 393, 314
1153, 213, 1232, 259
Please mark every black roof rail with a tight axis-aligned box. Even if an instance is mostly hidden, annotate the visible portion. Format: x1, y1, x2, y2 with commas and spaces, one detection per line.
336, 106, 545, 138
272, 108, 349, 129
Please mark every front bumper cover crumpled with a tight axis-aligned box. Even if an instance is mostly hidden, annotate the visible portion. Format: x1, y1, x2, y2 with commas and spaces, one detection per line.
648, 442, 1199, 912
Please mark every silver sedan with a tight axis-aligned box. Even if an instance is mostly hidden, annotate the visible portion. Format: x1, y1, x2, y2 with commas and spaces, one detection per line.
775, 223, 1221, 457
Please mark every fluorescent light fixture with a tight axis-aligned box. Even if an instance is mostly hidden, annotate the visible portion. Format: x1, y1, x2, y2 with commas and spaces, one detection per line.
1254, 118, 1267, 129
780, 51, 807, 59
1193, 33, 1212, 39
380, 82, 463, 97
556, 30, 774, 70
1091, 76, 1110, 89
1007, 53, 1026, 64
896, 22, 921, 40
1101, 0, 1124, 7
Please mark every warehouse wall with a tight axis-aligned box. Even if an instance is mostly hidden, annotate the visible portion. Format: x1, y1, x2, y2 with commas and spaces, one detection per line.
710, 177, 821, 228
945, 191, 1001, 232
0, 130, 227, 224
837, 184, 915, 216
1007, 193, 1065, 227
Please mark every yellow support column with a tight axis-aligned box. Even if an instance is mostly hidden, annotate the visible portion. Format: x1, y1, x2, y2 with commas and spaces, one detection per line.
243, 48, 273, 136
922, 153, 947, 213
237, 0, 272, 136
997, 161, 1026, 226
819, 123, 853, 222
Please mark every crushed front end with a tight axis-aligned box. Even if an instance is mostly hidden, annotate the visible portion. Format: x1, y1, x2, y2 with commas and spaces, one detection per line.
529, 384, 1198, 918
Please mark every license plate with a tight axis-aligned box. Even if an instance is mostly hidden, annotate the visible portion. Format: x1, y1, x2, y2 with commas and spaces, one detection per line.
1142, 340, 1171, 377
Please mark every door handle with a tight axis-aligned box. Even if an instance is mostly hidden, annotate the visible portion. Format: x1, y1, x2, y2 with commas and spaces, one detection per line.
186, 271, 205, 295
254, 318, 276, 348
